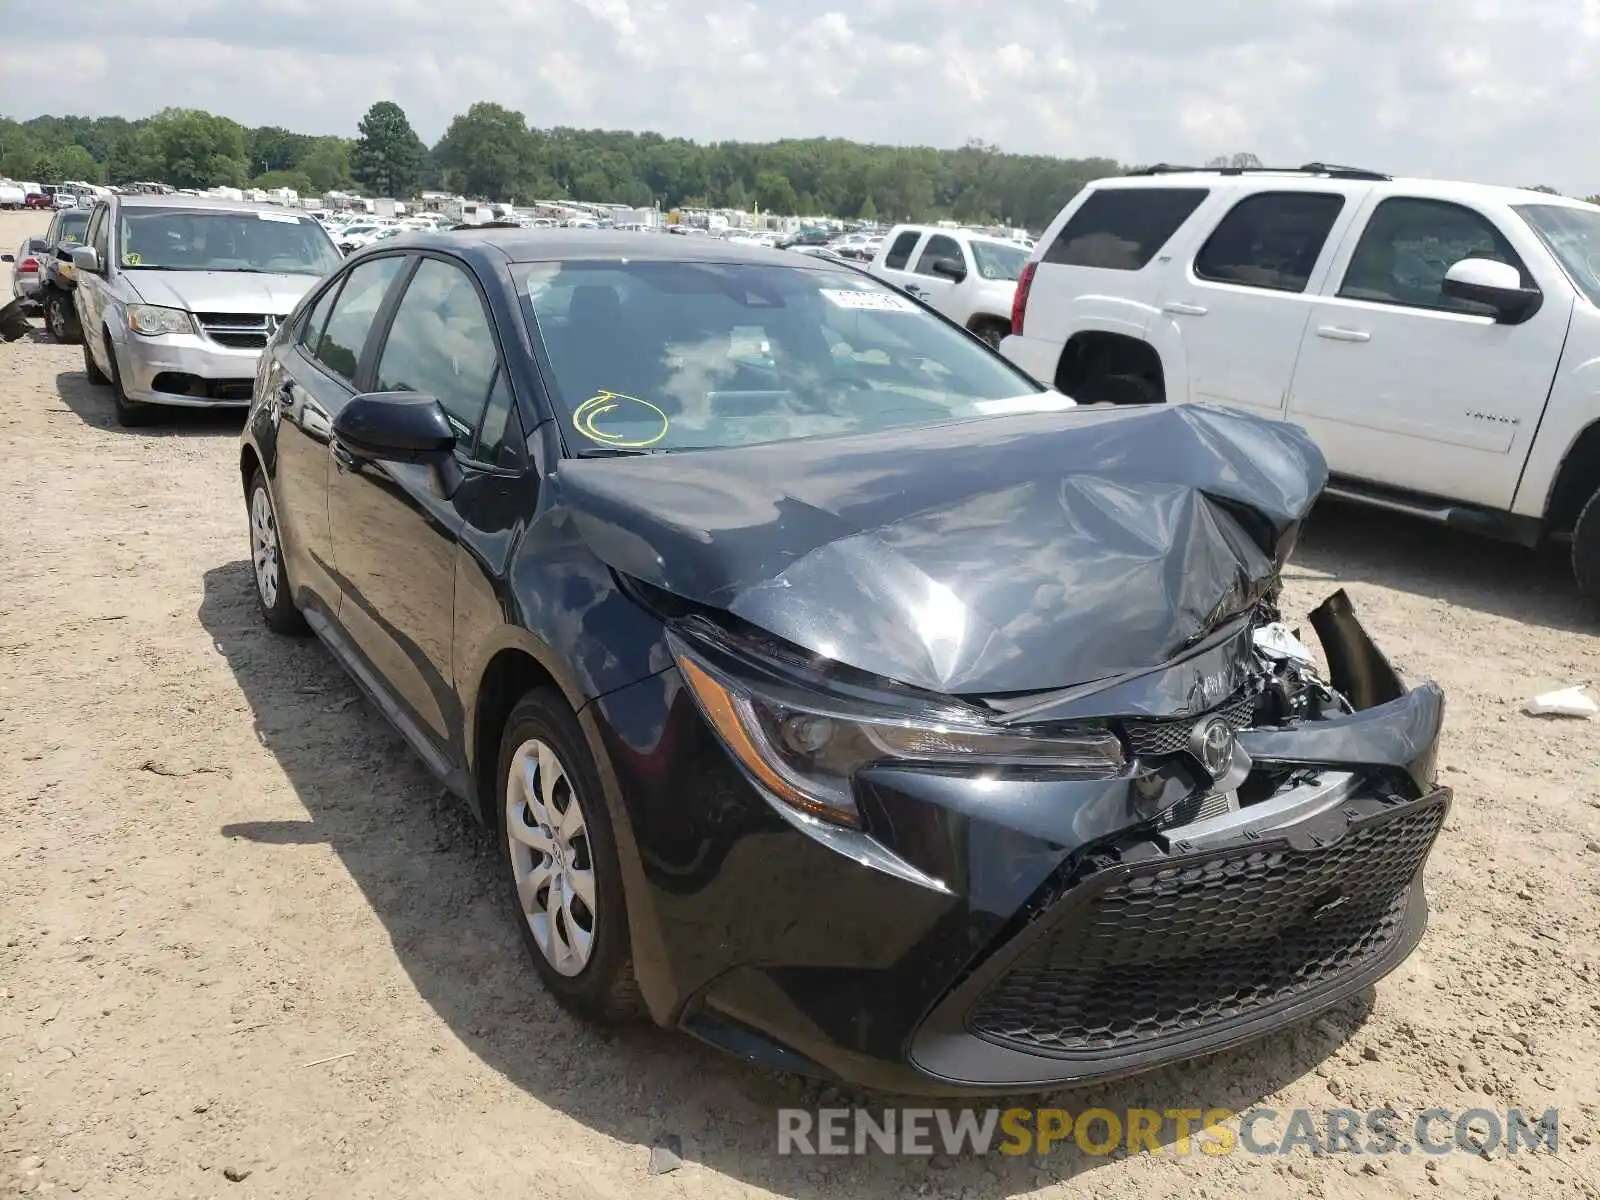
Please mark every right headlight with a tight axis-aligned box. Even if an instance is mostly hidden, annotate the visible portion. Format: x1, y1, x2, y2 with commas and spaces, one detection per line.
126, 304, 195, 337
669, 628, 1125, 827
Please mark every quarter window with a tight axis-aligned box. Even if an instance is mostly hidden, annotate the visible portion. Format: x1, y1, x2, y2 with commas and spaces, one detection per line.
473, 368, 522, 468
312, 255, 406, 384
1193, 192, 1345, 293
374, 258, 501, 439
914, 234, 964, 277
1042, 187, 1209, 270
296, 282, 341, 355
1338, 197, 1532, 314
883, 230, 922, 270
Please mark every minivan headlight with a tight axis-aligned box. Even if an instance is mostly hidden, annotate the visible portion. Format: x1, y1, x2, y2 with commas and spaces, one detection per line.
669, 630, 1124, 827
126, 305, 194, 336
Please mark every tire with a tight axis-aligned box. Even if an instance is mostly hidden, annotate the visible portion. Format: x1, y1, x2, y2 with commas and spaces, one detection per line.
1573, 486, 1600, 603
972, 320, 1007, 351
247, 469, 309, 635
1081, 369, 1162, 406
44, 289, 81, 345
495, 689, 642, 1022
81, 337, 108, 385
103, 332, 154, 427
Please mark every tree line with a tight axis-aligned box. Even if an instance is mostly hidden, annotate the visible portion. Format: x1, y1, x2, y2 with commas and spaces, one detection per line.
0, 102, 1128, 230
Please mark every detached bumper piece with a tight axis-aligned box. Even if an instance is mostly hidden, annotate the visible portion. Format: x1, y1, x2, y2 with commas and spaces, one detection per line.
911, 785, 1449, 1090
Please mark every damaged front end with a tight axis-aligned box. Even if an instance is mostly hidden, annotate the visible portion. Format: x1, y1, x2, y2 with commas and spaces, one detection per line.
907, 588, 1449, 1090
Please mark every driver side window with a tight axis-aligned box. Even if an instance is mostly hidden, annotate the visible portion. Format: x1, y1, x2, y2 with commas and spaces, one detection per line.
914, 234, 963, 277
1337, 197, 1531, 315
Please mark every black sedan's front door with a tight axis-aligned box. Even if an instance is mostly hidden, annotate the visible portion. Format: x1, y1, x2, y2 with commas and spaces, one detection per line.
326, 255, 508, 757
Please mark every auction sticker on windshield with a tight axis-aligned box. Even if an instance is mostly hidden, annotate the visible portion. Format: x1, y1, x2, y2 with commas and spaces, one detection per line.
257, 211, 302, 223
820, 288, 918, 313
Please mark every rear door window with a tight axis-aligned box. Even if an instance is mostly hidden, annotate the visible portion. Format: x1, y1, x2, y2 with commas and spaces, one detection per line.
1193, 192, 1346, 292
883, 230, 923, 270
1042, 187, 1209, 270
310, 255, 407, 384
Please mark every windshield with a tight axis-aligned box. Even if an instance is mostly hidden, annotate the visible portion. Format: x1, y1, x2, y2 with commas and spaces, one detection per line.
116, 208, 343, 275
1515, 203, 1600, 306
517, 260, 1055, 454
969, 239, 1030, 281
55, 211, 89, 246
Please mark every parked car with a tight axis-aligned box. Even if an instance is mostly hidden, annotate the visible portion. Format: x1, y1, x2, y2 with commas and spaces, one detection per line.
72, 194, 343, 425
1003, 163, 1600, 600
868, 225, 1031, 347
26, 189, 53, 210
239, 229, 1448, 1095
4, 238, 49, 308
30, 206, 92, 343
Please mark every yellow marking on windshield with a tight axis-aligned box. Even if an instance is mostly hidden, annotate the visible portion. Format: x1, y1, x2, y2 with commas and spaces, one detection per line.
122, 252, 142, 266
574, 390, 669, 448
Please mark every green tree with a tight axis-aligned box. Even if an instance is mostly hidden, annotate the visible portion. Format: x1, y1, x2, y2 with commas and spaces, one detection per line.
433, 102, 531, 200
299, 137, 354, 193
857, 194, 877, 221
350, 102, 425, 198
248, 126, 313, 176
724, 178, 748, 210
138, 108, 249, 190
251, 169, 316, 195
754, 170, 798, 215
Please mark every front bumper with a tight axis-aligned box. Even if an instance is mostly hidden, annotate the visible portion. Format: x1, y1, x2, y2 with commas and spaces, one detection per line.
113, 331, 263, 408
588, 603, 1449, 1096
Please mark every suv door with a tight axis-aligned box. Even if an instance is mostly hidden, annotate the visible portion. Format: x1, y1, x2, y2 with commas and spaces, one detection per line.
1154, 189, 1356, 417
905, 233, 965, 310
326, 254, 509, 751
1285, 195, 1573, 509
873, 228, 927, 295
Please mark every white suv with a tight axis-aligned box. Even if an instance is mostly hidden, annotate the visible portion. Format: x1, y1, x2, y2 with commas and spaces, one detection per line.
1003, 164, 1600, 599
868, 225, 1032, 347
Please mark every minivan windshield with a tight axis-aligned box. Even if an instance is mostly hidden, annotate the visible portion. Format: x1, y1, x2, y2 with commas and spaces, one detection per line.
117, 207, 343, 275
1515, 203, 1600, 306
517, 260, 1058, 453
969, 239, 1030, 281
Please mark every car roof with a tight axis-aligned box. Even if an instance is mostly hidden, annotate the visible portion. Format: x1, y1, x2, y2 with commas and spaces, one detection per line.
111, 194, 314, 217
1087, 171, 1600, 211
383, 228, 860, 271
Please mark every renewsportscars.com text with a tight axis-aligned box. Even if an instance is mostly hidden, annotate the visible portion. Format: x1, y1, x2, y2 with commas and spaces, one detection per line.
776, 1106, 1560, 1158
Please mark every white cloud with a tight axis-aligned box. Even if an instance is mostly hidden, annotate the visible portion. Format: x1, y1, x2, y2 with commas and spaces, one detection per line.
3, 0, 1597, 194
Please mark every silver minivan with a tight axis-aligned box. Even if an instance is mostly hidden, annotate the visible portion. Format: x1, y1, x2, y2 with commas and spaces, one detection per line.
73, 195, 344, 426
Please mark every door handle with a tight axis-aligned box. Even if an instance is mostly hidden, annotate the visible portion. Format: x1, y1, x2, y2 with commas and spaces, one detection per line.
1162, 301, 1208, 316
331, 442, 359, 471
1316, 326, 1371, 342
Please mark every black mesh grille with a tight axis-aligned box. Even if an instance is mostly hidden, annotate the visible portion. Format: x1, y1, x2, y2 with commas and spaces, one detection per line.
1124, 691, 1257, 758
968, 799, 1445, 1056
194, 313, 272, 350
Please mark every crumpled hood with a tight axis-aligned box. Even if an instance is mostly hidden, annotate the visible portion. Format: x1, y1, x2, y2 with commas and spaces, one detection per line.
560, 404, 1328, 695
125, 270, 317, 315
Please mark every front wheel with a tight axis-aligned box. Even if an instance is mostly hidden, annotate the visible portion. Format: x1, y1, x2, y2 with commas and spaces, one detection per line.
81, 338, 108, 385
1572, 486, 1600, 602
103, 333, 154, 427
496, 689, 641, 1022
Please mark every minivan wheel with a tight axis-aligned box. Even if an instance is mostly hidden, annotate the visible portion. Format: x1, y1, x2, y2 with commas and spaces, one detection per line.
496, 689, 641, 1021
1572, 486, 1600, 603
81, 337, 107, 385
247, 469, 308, 634
104, 333, 154, 427
45, 290, 81, 344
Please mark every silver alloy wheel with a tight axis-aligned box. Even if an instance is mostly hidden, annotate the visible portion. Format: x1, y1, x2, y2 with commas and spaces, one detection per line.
506, 738, 597, 976
250, 485, 280, 609
46, 296, 65, 340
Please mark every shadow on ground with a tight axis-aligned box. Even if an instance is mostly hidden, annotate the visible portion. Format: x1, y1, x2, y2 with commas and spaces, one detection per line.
199, 559, 1373, 1194
1293, 497, 1592, 634
55, 368, 247, 437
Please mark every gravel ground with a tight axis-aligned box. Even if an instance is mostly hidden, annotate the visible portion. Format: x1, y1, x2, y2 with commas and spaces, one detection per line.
2, 208, 1598, 1199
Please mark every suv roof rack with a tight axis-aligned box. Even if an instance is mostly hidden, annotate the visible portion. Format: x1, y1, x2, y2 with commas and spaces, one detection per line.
1129, 162, 1391, 182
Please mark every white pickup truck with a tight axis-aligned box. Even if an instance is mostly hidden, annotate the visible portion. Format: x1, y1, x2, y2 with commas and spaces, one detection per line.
868, 224, 1032, 347
1002, 165, 1600, 600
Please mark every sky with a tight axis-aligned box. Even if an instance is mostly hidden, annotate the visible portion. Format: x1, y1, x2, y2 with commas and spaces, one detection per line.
3, 0, 1596, 195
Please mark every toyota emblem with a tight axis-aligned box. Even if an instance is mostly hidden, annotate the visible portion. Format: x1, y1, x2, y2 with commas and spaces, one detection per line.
1188, 717, 1236, 781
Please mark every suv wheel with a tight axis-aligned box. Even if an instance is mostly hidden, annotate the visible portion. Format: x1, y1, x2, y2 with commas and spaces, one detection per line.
496, 689, 642, 1021
44, 290, 81, 344
103, 333, 154, 427
81, 338, 107, 385
1573, 486, 1600, 602
248, 469, 308, 634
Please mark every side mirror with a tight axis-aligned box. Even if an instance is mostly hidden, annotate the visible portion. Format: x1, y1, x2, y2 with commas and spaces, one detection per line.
1442, 257, 1541, 323
0, 253, 12, 264
69, 246, 102, 275
333, 392, 462, 498
931, 257, 968, 282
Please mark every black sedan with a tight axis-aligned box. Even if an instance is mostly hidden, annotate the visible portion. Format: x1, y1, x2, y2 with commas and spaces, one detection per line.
239, 230, 1450, 1094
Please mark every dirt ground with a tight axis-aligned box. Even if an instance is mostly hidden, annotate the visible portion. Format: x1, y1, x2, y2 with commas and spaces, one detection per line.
1, 206, 1598, 1200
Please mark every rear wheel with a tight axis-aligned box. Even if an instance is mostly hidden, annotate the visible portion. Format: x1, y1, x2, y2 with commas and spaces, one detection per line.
496, 689, 641, 1021
1573, 486, 1600, 602
971, 319, 1008, 350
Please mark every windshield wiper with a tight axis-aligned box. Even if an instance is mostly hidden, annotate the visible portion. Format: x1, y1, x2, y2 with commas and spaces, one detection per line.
572, 446, 668, 458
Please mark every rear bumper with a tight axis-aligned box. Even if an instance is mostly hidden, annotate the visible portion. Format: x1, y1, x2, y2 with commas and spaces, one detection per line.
998, 332, 1063, 385
114, 334, 261, 407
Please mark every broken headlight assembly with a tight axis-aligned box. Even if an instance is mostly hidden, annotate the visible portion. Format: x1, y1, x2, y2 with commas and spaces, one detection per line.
667, 625, 1125, 827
